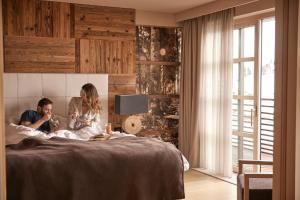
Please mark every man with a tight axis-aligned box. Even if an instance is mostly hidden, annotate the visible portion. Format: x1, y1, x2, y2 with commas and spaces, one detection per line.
19, 98, 54, 133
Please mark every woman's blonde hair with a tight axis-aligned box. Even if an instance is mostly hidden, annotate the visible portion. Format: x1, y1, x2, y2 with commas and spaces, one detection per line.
82, 83, 102, 113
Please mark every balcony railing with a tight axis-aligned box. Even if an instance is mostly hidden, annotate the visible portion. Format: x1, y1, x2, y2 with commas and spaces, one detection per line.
260, 98, 274, 156
232, 98, 274, 162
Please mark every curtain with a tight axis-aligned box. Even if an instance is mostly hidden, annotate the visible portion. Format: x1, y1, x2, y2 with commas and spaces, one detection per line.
179, 9, 234, 177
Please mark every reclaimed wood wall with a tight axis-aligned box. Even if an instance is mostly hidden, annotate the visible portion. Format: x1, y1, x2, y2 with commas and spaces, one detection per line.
136, 26, 182, 146
2, 0, 136, 126
4, 36, 75, 72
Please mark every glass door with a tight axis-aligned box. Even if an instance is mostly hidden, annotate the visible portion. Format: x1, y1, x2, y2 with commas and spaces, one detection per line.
232, 24, 259, 172
259, 17, 275, 172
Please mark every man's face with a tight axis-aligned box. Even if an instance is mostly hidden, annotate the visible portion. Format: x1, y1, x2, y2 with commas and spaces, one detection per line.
39, 104, 53, 115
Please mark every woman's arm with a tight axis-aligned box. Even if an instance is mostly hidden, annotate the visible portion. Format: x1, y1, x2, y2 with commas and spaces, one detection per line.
68, 97, 79, 129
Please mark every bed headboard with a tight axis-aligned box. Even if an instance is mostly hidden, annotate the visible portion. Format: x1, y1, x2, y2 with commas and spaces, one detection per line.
3, 73, 108, 128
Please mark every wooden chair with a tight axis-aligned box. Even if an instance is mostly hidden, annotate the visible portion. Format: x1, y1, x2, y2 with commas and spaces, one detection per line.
237, 159, 273, 200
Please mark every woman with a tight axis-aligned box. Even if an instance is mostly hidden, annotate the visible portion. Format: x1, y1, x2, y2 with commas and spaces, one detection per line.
68, 83, 102, 132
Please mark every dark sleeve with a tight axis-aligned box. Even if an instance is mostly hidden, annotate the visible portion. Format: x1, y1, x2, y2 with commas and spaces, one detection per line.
20, 111, 34, 123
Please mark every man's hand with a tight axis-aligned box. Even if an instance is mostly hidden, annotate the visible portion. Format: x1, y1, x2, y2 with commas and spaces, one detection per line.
42, 113, 52, 122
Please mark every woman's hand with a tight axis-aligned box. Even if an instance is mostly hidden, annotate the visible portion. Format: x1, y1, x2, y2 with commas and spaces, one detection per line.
82, 121, 91, 127
71, 112, 79, 120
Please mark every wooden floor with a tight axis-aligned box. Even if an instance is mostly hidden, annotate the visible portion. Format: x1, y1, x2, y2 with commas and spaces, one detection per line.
183, 170, 236, 200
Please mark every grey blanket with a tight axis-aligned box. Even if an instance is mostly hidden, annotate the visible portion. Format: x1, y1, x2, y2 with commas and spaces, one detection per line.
6, 136, 185, 200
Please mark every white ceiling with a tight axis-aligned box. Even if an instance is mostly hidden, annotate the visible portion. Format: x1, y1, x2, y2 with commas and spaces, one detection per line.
50, 0, 216, 13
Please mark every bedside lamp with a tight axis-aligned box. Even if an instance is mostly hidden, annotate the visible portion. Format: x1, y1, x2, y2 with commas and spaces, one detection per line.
115, 94, 148, 134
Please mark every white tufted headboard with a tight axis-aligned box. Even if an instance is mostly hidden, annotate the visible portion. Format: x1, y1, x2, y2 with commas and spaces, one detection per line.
3, 73, 108, 128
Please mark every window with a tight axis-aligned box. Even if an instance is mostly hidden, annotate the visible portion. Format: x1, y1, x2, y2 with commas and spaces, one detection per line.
232, 14, 275, 172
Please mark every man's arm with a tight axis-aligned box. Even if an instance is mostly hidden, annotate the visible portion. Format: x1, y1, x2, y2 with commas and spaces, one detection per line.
20, 114, 51, 130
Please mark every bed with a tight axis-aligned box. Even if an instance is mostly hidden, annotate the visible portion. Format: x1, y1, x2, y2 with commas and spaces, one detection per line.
4, 73, 187, 200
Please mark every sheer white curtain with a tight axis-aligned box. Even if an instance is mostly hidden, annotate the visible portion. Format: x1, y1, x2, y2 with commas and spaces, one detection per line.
179, 9, 233, 177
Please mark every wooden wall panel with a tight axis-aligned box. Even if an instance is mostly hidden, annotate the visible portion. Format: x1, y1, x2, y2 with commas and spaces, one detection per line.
52, 2, 73, 38
23, 0, 36, 36
4, 36, 75, 72
36, 1, 53, 37
6, 0, 24, 36
3, 0, 74, 38
79, 39, 94, 73
74, 4, 135, 40
78, 39, 135, 74
108, 74, 136, 127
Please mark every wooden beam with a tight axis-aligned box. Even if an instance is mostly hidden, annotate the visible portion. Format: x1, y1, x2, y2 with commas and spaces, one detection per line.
296, 2, 300, 199
273, 0, 299, 199
175, 0, 259, 22
0, 1, 6, 200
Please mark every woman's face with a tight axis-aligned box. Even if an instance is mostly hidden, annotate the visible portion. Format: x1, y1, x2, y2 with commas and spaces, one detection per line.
80, 89, 88, 103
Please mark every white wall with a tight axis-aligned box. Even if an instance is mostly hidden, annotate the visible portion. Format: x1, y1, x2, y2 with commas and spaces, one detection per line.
296, 1, 300, 199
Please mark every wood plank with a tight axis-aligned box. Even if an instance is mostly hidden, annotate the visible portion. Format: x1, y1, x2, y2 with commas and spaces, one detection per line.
5, 64, 75, 73
136, 60, 180, 66
89, 39, 96, 72
123, 40, 135, 74
121, 41, 127, 74
5, 0, 74, 38
75, 39, 80, 72
53, 2, 71, 38
109, 114, 128, 128
104, 40, 111, 73
2, 0, 7, 36
22, 0, 36, 36
7, 0, 24, 36
39, 1, 53, 37
75, 34, 136, 41
108, 74, 136, 85
79, 39, 93, 73
75, 29, 135, 40
95, 40, 104, 73
108, 74, 136, 126
78, 39, 135, 74
75, 4, 135, 40
108, 85, 136, 94
4, 36, 75, 73
70, 4, 75, 38
4, 36, 75, 48
109, 40, 118, 74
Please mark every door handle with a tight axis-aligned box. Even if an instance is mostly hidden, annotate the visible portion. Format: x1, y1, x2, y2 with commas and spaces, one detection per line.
250, 105, 257, 127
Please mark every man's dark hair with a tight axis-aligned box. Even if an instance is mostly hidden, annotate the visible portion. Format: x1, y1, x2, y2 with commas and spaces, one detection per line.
38, 98, 53, 108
